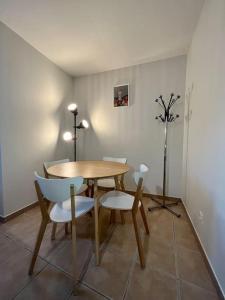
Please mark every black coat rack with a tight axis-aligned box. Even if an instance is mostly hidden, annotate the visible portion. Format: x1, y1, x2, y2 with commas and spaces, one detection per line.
148, 94, 181, 218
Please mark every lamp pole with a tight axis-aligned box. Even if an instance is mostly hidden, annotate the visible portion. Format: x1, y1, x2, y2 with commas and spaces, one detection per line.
73, 109, 78, 161
63, 103, 89, 162
148, 94, 181, 218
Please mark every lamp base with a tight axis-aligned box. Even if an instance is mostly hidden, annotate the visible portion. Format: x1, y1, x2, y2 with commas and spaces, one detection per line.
148, 197, 181, 218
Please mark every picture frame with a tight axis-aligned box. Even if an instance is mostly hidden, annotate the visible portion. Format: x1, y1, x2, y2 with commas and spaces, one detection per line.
113, 84, 129, 107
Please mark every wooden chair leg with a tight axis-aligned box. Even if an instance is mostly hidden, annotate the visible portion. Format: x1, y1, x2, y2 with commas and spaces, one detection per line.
51, 222, 57, 240
85, 180, 90, 197
120, 210, 125, 224
94, 193, 100, 265
110, 210, 116, 224
140, 204, 150, 234
29, 219, 48, 275
65, 222, 70, 235
132, 212, 145, 268
71, 219, 77, 294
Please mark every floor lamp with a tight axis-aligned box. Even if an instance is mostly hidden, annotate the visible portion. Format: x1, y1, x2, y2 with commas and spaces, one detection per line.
148, 94, 181, 218
63, 103, 89, 161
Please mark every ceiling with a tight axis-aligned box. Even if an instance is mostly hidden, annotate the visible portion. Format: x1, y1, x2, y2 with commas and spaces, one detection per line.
0, 0, 204, 77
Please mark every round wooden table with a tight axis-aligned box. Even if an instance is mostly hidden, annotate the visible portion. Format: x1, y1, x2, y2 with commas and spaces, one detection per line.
47, 160, 129, 265
47, 160, 129, 180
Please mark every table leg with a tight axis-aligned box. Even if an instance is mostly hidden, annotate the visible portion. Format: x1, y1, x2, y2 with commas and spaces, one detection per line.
85, 179, 89, 197
94, 179, 100, 265
114, 176, 125, 224
114, 175, 120, 190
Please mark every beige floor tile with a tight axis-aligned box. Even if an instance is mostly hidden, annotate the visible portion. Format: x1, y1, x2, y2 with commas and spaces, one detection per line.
76, 214, 93, 239
15, 265, 73, 300
84, 249, 132, 299
69, 284, 108, 299
125, 264, 177, 300
0, 234, 46, 300
2, 211, 67, 258
171, 203, 189, 221
106, 223, 137, 255
180, 280, 220, 300
148, 209, 174, 245
174, 218, 200, 252
47, 238, 93, 279
143, 235, 176, 276
3, 208, 94, 260
177, 247, 217, 292
0, 203, 220, 300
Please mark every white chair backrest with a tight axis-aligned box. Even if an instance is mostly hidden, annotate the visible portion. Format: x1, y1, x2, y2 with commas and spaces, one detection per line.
133, 163, 149, 186
103, 157, 127, 164
44, 158, 69, 171
35, 172, 83, 203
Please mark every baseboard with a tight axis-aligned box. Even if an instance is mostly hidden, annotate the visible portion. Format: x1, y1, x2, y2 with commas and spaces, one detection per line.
182, 200, 224, 300
0, 201, 38, 223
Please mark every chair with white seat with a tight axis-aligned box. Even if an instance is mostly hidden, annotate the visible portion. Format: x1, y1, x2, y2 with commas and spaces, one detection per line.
29, 173, 94, 292
99, 164, 150, 268
44, 159, 88, 194
97, 157, 127, 190
44, 159, 88, 239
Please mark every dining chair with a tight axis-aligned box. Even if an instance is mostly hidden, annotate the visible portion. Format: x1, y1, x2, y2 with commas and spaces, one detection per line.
44, 159, 88, 194
98, 157, 127, 190
43, 158, 88, 238
29, 173, 94, 292
98, 157, 127, 224
99, 164, 150, 268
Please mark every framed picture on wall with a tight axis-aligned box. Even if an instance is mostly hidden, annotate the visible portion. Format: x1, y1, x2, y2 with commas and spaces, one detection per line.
114, 84, 129, 107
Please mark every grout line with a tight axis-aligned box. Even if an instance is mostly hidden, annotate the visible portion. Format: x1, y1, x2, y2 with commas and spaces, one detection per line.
3, 212, 116, 299
122, 250, 138, 300
5, 203, 221, 300
176, 279, 182, 300
81, 282, 112, 300
181, 278, 220, 296
11, 261, 49, 300
176, 244, 202, 255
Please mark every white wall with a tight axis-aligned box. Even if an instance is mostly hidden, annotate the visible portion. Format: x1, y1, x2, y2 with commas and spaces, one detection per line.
73, 56, 186, 197
0, 22, 73, 216
183, 0, 225, 294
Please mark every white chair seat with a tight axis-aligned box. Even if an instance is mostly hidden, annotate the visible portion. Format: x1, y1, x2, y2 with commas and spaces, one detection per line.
77, 183, 88, 194
50, 196, 94, 223
98, 178, 115, 189
100, 190, 141, 210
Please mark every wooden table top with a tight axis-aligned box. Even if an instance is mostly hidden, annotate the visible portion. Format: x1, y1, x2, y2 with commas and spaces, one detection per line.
47, 160, 130, 180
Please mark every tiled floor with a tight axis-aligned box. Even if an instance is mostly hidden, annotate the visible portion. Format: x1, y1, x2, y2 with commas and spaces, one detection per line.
0, 196, 221, 300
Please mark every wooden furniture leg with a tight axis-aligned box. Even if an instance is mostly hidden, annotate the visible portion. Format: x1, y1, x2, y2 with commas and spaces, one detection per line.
85, 179, 90, 197
65, 222, 70, 235
51, 223, 57, 240
120, 174, 125, 191
120, 211, 125, 224
110, 210, 116, 224
140, 203, 150, 234
29, 219, 48, 275
70, 185, 77, 295
132, 211, 145, 268
94, 179, 100, 265
114, 175, 125, 224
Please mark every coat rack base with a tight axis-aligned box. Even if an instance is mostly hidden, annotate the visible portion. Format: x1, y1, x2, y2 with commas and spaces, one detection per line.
148, 197, 181, 218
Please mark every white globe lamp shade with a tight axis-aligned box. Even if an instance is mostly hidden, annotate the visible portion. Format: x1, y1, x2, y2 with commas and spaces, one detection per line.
67, 103, 77, 112
63, 131, 73, 141
81, 119, 89, 128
